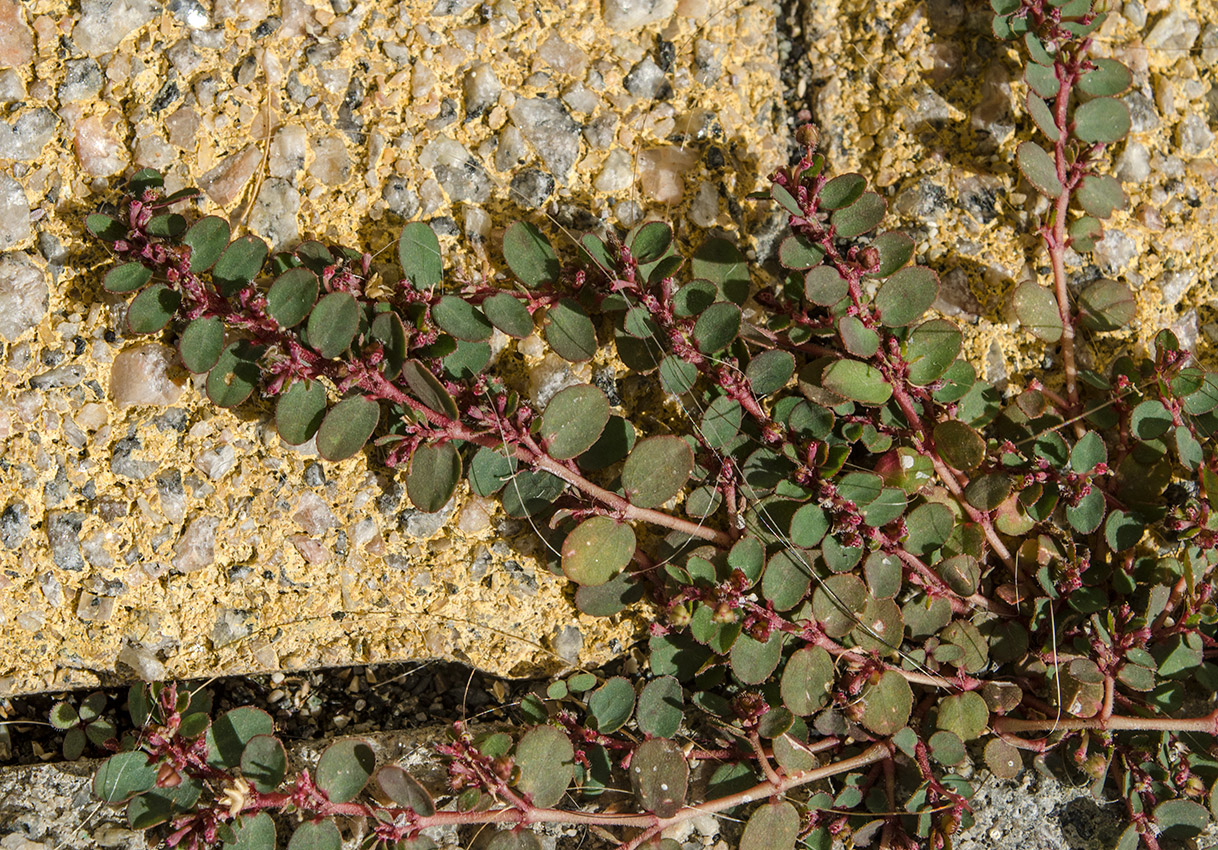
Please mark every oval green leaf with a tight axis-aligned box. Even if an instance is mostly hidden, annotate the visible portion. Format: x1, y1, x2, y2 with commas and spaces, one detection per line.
315, 739, 375, 804
406, 441, 461, 512
503, 221, 559, 288
316, 395, 380, 462
399, 221, 443, 290
266, 268, 319, 329
179, 316, 225, 373
104, 262, 153, 293
307, 292, 360, 359
875, 266, 939, 327
545, 298, 597, 362
561, 516, 635, 586
183, 216, 231, 273
541, 384, 611, 460
622, 436, 694, 509
482, 292, 534, 338
126, 283, 181, 334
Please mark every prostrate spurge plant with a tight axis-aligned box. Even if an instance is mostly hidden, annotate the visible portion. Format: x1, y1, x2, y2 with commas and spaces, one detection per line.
78, 1, 1218, 848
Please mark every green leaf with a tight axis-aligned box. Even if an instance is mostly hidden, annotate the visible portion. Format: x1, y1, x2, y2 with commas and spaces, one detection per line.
693, 301, 741, 353
740, 801, 799, 850
789, 502, 829, 548
468, 445, 517, 497
1011, 281, 1063, 342
1104, 509, 1142, 551
868, 231, 915, 278
838, 315, 879, 358
405, 441, 461, 512
832, 192, 885, 238
307, 292, 360, 358
770, 183, 802, 216
401, 360, 458, 419
875, 266, 938, 327
628, 221, 672, 263
1076, 175, 1124, 219
181, 216, 230, 273
1078, 278, 1135, 331
934, 420, 985, 470
588, 677, 635, 733
87, 213, 126, 241
1066, 488, 1106, 534
812, 574, 868, 638
503, 222, 559, 288
1131, 399, 1172, 440
629, 739, 688, 818
240, 734, 287, 792
316, 739, 375, 803
906, 319, 962, 386
859, 671, 913, 736
482, 292, 533, 338
778, 233, 825, 270
1154, 800, 1209, 840
820, 173, 866, 210
1079, 58, 1132, 97
781, 646, 834, 715
126, 778, 203, 828
746, 350, 795, 396
222, 812, 276, 850
762, 549, 812, 611
692, 238, 750, 305
937, 554, 980, 595
577, 415, 636, 472
265, 268, 319, 329
964, 473, 1012, 511
821, 360, 892, 406
206, 707, 274, 769
1073, 97, 1131, 144
275, 380, 327, 446
730, 631, 784, 685
376, 766, 435, 816
179, 316, 225, 373
49, 702, 79, 731
1017, 141, 1063, 198
213, 235, 268, 297
541, 384, 611, 460
637, 677, 684, 738
937, 691, 988, 740
1025, 61, 1060, 98
501, 469, 565, 517
1069, 215, 1104, 252
804, 265, 849, 306
146, 212, 186, 239
514, 726, 574, 808
622, 436, 693, 508
370, 311, 407, 378
317, 395, 380, 462
1027, 92, 1060, 141
983, 738, 1022, 780
700, 396, 742, 449
399, 221, 443, 290
93, 751, 158, 803
104, 262, 153, 293
206, 340, 264, 408
561, 516, 635, 586
287, 820, 341, 850
126, 283, 181, 334
433, 295, 493, 342
545, 298, 597, 362
486, 832, 540, 850
659, 355, 698, 395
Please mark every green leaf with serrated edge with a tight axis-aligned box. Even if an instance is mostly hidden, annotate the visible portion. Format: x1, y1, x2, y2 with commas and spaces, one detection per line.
1016, 141, 1063, 198
545, 298, 596, 362
399, 221, 443, 290
983, 738, 1022, 780
561, 516, 635, 586
1025, 62, 1060, 98
867, 231, 915, 278
692, 301, 741, 353
240, 734, 287, 792
700, 396, 741, 449
433, 295, 493, 342
1155, 800, 1210, 840
730, 631, 784, 685
500, 469, 565, 517
1076, 175, 1124, 219
1024, 31, 1054, 66
673, 279, 717, 317
180, 216, 230, 273
659, 355, 698, 395
928, 730, 966, 767
781, 646, 834, 715
315, 739, 375, 804
746, 350, 795, 396
482, 292, 533, 338
1073, 97, 1131, 144
94, 750, 159, 803
628, 221, 672, 263
375, 765, 435, 815
906, 319, 962, 386
588, 677, 635, 733
207, 340, 263, 408
502, 221, 559, 288
860, 671, 913, 735
126, 283, 181, 334
275, 380, 327, 446
1079, 58, 1132, 97
803, 265, 848, 306
622, 436, 693, 508
179, 316, 224, 373
1027, 92, 1060, 141
875, 266, 938, 327
637, 677, 683, 738
206, 708, 274, 769
1131, 399, 1172, 440
821, 359, 892, 406
812, 574, 867, 638
469, 445, 517, 496
541, 384, 610, 460
937, 691, 988, 740
1078, 278, 1134, 331
789, 502, 828, 548
514, 726, 574, 808
934, 420, 985, 470
287, 820, 341, 850
838, 314, 879, 358
266, 267, 319, 329
401, 360, 458, 418
740, 801, 799, 850
831, 191, 885, 238
778, 233, 824, 270
692, 238, 750, 304
820, 173, 866, 210
405, 441, 460, 512
1011, 280, 1062, 342
1066, 488, 1105, 534
307, 292, 360, 358
317, 395, 380, 462
104, 262, 153, 293
212, 235, 268, 297
629, 739, 688, 818
221, 811, 276, 850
